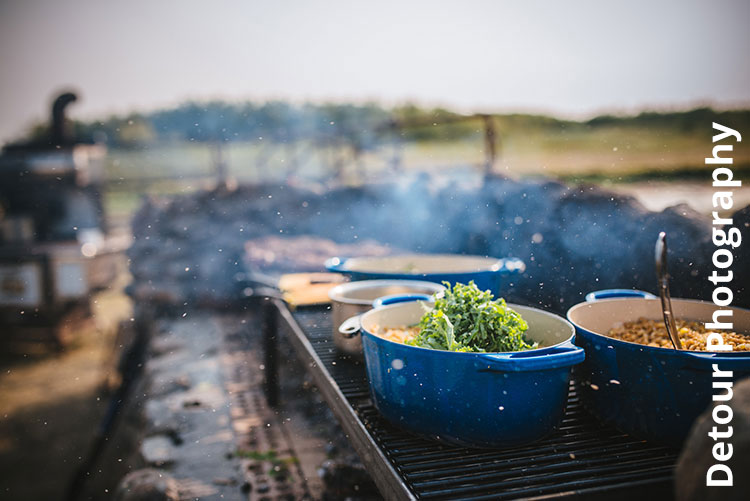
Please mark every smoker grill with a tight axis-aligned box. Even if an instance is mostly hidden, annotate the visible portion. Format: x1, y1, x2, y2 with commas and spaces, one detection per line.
268, 302, 678, 500
0, 92, 128, 345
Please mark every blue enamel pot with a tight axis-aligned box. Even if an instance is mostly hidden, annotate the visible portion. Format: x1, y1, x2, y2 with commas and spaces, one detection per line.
567, 290, 750, 448
356, 298, 584, 448
325, 253, 525, 297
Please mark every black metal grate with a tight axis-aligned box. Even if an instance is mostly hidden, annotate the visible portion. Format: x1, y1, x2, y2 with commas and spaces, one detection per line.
292, 306, 678, 500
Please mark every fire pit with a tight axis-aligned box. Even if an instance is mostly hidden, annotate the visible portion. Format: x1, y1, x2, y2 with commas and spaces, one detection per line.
122, 177, 750, 500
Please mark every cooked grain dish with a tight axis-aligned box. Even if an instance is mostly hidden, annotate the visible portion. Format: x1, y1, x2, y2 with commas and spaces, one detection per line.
373, 324, 420, 344
607, 317, 750, 351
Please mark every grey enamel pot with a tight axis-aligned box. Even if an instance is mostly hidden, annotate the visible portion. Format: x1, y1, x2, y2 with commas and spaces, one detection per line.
328, 279, 445, 356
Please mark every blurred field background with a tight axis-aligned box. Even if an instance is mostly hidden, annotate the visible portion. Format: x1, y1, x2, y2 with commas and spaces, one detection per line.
18, 102, 750, 219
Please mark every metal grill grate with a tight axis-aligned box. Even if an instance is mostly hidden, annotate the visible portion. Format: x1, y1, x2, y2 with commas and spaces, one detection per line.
291, 306, 678, 500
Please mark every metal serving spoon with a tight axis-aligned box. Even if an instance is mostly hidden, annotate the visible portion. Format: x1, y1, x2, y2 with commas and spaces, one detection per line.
655, 232, 684, 350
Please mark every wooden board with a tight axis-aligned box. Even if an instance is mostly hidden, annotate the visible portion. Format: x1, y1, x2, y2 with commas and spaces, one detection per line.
278, 273, 346, 307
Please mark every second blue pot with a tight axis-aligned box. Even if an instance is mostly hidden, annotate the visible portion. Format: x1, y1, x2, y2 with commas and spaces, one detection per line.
567, 290, 750, 447
325, 253, 525, 296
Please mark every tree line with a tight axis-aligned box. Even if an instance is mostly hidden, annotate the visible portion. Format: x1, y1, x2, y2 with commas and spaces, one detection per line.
22, 101, 750, 149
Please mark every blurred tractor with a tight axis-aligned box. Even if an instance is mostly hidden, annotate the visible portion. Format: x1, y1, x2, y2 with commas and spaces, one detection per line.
0, 92, 128, 348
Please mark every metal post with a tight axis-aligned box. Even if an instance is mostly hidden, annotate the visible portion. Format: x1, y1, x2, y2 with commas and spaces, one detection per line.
262, 298, 279, 407
481, 114, 498, 177
213, 140, 228, 188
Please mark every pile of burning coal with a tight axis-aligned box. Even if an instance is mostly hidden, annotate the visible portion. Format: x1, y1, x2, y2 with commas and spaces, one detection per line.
127, 174, 750, 312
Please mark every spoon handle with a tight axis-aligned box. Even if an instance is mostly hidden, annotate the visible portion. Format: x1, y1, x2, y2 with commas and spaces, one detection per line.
655, 232, 683, 350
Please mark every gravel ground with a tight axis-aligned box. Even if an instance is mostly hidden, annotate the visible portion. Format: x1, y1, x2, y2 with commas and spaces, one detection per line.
118, 307, 379, 501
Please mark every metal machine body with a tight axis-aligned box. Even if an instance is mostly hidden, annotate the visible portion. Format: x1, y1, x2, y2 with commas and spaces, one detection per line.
0, 93, 127, 345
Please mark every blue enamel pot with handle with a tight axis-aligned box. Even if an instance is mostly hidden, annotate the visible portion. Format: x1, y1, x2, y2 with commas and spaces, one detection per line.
356, 296, 584, 448
325, 253, 525, 297
567, 289, 750, 448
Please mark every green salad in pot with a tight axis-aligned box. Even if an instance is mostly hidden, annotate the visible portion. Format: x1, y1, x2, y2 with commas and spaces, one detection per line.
406, 281, 537, 353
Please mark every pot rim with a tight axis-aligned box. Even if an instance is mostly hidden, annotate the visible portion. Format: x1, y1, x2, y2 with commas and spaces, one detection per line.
328, 279, 445, 306
360, 300, 577, 356
326, 254, 526, 276
566, 296, 750, 355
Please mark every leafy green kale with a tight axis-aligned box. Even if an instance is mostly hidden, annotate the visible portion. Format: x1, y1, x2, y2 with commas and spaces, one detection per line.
406, 281, 537, 353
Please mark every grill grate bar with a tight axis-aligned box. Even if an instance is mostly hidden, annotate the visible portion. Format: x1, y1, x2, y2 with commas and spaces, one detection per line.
401, 442, 672, 478
374, 428, 635, 458
448, 473, 673, 501
410, 452, 674, 489
417, 463, 675, 499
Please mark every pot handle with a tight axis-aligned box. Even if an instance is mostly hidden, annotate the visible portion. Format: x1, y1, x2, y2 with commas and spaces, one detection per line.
325, 257, 348, 273
495, 257, 526, 274
338, 315, 361, 338
585, 289, 657, 302
373, 293, 432, 308
681, 352, 750, 372
478, 343, 585, 372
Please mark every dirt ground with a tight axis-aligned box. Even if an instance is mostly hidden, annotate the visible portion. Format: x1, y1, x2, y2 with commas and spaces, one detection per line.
0, 267, 132, 501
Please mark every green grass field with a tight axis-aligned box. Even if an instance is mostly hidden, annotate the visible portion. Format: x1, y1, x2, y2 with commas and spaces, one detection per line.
102, 120, 750, 219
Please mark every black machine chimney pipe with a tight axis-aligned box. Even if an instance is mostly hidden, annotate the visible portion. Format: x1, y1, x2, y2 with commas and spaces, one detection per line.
50, 92, 78, 146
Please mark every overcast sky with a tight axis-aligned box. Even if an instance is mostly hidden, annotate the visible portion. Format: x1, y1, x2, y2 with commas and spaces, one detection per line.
1, 0, 748, 143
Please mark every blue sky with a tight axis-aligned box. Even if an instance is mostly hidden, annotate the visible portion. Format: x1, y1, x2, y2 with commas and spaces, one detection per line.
1, 0, 748, 143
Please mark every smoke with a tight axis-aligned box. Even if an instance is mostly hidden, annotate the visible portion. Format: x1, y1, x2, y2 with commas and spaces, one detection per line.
129, 172, 749, 312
